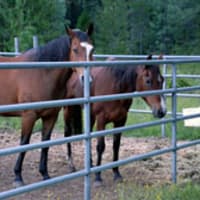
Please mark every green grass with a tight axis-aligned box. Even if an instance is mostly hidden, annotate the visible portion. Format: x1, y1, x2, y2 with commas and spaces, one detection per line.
94, 182, 200, 200
123, 182, 200, 200
123, 96, 200, 140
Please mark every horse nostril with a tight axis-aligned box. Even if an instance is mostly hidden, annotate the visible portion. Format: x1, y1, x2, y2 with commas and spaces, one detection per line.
153, 108, 166, 118
158, 109, 166, 118
80, 75, 93, 85
81, 75, 84, 83
78, 75, 84, 85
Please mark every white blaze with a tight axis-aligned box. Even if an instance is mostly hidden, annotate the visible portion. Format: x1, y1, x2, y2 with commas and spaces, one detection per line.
160, 96, 167, 113
80, 42, 93, 61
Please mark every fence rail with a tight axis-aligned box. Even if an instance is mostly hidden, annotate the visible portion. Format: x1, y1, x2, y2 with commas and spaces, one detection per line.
0, 58, 199, 199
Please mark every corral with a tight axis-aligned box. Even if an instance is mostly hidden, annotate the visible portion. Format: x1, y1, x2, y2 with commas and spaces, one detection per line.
0, 55, 200, 199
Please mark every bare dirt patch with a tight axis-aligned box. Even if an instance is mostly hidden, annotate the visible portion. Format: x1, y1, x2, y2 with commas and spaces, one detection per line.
0, 131, 200, 200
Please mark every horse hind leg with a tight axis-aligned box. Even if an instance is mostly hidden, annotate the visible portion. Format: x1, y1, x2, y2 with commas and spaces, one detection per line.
14, 111, 37, 187
112, 133, 122, 182
39, 112, 59, 180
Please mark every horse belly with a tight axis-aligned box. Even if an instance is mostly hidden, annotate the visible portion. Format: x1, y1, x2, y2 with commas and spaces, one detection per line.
0, 87, 20, 116
93, 101, 128, 123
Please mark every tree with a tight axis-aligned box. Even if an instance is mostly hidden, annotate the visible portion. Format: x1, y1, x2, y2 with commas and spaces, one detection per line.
150, 0, 200, 54
95, 0, 129, 54
0, 0, 67, 51
127, 0, 153, 54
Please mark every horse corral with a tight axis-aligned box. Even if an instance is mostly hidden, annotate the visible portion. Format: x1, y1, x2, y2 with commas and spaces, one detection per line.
0, 54, 200, 199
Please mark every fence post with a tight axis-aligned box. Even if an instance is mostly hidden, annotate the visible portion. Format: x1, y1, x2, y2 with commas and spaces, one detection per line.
171, 63, 177, 183
14, 37, 19, 53
161, 56, 167, 137
33, 36, 39, 48
83, 66, 91, 200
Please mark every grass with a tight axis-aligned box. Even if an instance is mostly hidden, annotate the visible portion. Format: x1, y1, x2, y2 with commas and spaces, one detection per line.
93, 181, 200, 200
110, 182, 200, 200
123, 96, 200, 140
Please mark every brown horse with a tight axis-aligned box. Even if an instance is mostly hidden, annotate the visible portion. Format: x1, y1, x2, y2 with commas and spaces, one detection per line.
64, 55, 167, 185
0, 24, 94, 186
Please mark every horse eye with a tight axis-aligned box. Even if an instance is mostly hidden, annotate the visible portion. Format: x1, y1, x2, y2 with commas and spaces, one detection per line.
146, 79, 152, 86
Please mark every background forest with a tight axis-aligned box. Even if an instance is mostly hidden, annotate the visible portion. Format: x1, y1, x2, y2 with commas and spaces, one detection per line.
0, 0, 199, 55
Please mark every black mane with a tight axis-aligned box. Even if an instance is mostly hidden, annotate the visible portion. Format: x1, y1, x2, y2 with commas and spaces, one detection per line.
109, 65, 137, 92
23, 29, 91, 62
36, 35, 71, 61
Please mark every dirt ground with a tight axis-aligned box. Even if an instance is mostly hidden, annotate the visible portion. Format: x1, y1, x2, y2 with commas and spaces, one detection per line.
0, 130, 200, 200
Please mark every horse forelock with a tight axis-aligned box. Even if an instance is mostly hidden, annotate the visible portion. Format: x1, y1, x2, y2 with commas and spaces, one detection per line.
35, 36, 71, 61
146, 64, 162, 79
73, 30, 90, 42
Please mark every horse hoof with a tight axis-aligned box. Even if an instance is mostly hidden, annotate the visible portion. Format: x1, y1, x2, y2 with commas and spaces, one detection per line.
43, 175, 50, 180
114, 175, 123, 183
69, 166, 76, 173
93, 180, 104, 188
13, 180, 24, 188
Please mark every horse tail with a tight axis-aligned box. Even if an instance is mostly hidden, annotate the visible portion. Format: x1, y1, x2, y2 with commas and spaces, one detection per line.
64, 105, 83, 137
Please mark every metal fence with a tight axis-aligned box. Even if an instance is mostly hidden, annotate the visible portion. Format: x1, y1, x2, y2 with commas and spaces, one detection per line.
0, 58, 199, 200
94, 54, 200, 137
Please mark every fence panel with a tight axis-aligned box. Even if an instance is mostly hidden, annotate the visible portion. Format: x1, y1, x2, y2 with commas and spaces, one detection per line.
0, 58, 199, 199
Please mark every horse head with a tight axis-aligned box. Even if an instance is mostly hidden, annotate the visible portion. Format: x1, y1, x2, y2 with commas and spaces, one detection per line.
66, 23, 94, 84
136, 55, 167, 118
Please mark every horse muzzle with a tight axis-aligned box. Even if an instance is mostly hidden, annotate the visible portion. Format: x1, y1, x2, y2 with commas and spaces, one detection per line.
152, 107, 167, 118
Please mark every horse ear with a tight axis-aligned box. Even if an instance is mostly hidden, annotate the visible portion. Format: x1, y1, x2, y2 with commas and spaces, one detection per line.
65, 25, 75, 38
146, 54, 152, 60
158, 54, 163, 60
145, 54, 153, 69
87, 23, 94, 36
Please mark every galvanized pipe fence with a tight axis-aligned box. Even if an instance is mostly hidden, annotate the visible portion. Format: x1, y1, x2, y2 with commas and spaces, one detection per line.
0, 58, 199, 199
0, 47, 199, 137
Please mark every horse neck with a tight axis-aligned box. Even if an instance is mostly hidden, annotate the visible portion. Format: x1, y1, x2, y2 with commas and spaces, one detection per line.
135, 65, 146, 91
118, 66, 137, 93
48, 68, 73, 86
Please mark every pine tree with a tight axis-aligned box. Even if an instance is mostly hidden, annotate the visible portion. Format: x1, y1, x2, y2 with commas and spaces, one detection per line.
95, 0, 129, 54
0, 0, 66, 51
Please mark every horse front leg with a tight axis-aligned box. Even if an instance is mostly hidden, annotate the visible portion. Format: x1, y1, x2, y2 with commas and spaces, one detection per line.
64, 106, 76, 172
64, 105, 83, 172
112, 117, 127, 182
64, 106, 73, 170
14, 111, 37, 187
94, 114, 106, 186
112, 133, 122, 181
89, 112, 95, 168
40, 111, 59, 180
